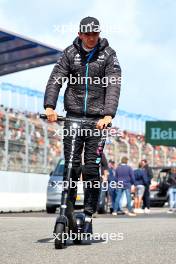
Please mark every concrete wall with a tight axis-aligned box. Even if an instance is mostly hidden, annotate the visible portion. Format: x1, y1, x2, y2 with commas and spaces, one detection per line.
0, 171, 49, 212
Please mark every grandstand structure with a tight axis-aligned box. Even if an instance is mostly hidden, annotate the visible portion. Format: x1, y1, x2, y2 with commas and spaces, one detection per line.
0, 82, 157, 134
0, 28, 62, 76
0, 105, 176, 174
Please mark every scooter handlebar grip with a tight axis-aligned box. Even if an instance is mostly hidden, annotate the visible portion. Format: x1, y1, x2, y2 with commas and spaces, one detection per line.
107, 123, 112, 128
39, 114, 47, 119
39, 114, 65, 121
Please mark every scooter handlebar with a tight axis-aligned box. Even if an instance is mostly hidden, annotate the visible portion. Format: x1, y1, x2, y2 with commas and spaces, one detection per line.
40, 114, 66, 122
39, 114, 112, 128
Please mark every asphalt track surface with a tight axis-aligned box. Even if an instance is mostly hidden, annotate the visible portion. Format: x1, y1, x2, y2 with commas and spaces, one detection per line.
0, 208, 176, 264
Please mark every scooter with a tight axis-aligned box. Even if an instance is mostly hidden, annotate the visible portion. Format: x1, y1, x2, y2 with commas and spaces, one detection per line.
40, 114, 111, 249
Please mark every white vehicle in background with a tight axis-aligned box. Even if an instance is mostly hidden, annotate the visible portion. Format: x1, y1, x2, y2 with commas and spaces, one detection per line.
46, 158, 110, 214
46, 159, 84, 214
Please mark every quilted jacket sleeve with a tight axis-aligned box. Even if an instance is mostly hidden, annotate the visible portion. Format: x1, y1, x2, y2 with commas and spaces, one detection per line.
44, 49, 70, 110
103, 50, 121, 118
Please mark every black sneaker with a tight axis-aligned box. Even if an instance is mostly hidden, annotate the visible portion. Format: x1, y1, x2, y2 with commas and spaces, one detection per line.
117, 210, 125, 215
110, 207, 113, 214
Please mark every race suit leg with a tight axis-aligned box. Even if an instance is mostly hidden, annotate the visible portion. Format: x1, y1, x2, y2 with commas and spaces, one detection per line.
63, 120, 84, 210
82, 123, 104, 216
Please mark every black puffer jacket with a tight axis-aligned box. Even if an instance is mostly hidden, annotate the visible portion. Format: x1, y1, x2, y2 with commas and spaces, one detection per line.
167, 173, 176, 188
44, 37, 121, 118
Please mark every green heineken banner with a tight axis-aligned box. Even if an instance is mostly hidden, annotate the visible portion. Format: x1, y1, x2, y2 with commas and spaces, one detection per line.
145, 121, 176, 146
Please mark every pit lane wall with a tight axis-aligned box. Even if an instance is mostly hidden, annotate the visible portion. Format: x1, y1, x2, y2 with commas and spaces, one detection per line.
0, 171, 49, 212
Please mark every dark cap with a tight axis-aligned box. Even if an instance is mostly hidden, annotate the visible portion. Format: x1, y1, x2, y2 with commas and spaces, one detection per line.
79, 16, 101, 33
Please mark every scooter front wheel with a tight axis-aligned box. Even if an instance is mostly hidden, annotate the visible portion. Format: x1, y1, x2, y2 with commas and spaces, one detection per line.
54, 223, 66, 249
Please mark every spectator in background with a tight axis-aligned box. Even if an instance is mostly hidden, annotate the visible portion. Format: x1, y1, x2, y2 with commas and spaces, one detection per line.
167, 168, 176, 213
100, 152, 109, 182
141, 159, 153, 214
134, 162, 148, 213
113, 156, 136, 216
108, 160, 121, 214
97, 153, 109, 213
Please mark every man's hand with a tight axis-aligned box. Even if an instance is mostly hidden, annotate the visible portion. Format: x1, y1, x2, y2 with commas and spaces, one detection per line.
96, 116, 112, 129
45, 108, 57, 122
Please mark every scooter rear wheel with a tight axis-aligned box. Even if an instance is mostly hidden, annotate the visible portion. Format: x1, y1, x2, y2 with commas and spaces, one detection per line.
54, 223, 66, 249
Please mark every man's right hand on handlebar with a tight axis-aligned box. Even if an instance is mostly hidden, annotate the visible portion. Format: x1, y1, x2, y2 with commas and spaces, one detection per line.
45, 107, 58, 122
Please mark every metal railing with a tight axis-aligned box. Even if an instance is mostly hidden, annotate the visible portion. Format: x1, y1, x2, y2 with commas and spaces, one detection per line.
0, 109, 176, 173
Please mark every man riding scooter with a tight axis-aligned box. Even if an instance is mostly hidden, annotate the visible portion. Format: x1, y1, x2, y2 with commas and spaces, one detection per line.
44, 16, 121, 236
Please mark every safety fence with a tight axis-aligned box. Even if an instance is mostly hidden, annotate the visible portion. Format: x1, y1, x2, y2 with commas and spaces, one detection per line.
0, 109, 176, 173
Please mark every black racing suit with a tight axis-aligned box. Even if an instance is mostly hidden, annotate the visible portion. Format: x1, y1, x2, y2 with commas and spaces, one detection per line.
44, 37, 121, 216
64, 116, 103, 215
